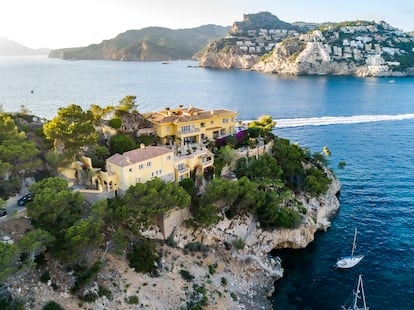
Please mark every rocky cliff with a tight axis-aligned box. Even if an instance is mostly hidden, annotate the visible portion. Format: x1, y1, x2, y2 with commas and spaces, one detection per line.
200, 14, 414, 77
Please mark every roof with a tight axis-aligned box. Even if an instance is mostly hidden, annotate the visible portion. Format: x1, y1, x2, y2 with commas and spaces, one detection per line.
144, 107, 238, 125
107, 146, 173, 167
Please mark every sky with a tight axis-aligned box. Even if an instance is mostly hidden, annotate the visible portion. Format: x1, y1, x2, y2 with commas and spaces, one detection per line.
1, 0, 414, 49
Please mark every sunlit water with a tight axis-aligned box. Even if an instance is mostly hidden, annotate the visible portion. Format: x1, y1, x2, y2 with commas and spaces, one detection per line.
1, 56, 414, 309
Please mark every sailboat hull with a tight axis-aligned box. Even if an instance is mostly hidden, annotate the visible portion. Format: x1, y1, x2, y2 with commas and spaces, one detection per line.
336, 255, 364, 269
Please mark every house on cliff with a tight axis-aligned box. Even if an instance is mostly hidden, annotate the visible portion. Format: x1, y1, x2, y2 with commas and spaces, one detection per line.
143, 105, 238, 146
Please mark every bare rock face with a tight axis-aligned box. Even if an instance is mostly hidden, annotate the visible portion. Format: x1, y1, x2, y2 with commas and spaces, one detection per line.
199, 42, 259, 69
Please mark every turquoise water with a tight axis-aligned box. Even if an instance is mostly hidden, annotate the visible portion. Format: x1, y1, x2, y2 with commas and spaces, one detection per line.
1, 56, 414, 309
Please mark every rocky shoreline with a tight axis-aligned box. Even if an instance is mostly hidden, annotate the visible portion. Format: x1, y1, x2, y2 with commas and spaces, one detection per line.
5, 169, 340, 309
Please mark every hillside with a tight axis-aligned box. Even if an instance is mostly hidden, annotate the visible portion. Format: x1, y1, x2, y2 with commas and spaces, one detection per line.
253, 20, 414, 77
0, 37, 50, 56
199, 13, 414, 76
49, 25, 230, 61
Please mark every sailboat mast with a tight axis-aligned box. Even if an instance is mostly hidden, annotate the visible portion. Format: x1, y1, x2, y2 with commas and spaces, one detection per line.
351, 228, 357, 256
360, 275, 368, 309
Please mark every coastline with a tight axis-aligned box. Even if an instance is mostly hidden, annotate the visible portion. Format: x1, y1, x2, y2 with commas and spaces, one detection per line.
6, 170, 341, 309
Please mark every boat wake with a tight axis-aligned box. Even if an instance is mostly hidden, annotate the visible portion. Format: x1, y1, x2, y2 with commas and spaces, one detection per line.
274, 113, 414, 128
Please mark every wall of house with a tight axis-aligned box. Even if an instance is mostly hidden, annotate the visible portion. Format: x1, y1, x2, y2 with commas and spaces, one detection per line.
108, 152, 175, 191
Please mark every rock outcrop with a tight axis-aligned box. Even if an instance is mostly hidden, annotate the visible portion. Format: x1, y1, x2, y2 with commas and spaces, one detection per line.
200, 13, 414, 77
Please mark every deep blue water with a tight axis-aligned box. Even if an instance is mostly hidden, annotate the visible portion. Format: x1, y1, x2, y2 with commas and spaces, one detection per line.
1, 56, 414, 309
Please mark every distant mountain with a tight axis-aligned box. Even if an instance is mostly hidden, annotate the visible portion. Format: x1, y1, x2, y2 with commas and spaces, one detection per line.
0, 37, 50, 56
49, 25, 230, 61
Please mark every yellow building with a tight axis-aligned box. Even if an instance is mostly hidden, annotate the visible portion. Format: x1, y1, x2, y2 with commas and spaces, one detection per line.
144, 106, 238, 146
106, 145, 175, 194
104, 144, 214, 193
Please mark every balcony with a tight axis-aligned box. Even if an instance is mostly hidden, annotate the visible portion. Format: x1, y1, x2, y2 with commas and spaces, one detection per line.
177, 128, 200, 135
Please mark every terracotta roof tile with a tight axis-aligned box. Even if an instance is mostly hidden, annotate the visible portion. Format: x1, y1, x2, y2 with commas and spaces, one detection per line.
144, 107, 238, 125
107, 146, 172, 167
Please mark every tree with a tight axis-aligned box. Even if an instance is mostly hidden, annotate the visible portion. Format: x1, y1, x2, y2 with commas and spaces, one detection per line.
272, 137, 306, 190
43, 104, 97, 160
117, 95, 138, 113
304, 167, 330, 196
0, 113, 41, 198
17, 229, 55, 265
124, 178, 191, 227
0, 242, 20, 282
247, 153, 283, 181
108, 118, 122, 129
231, 177, 262, 216
126, 237, 158, 274
28, 177, 83, 240
179, 178, 197, 197
257, 191, 301, 228
248, 115, 275, 136
109, 134, 135, 154
202, 178, 239, 209
64, 218, 104, 263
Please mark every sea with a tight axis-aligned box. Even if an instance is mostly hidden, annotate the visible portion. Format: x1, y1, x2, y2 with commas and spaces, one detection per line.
1, 55, 414, 309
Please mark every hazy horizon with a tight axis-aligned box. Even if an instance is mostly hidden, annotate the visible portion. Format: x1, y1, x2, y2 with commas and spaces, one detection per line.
1, 0, 413, 50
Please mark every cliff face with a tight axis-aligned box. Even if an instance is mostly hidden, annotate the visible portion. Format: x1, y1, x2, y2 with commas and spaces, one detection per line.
200, 15, 414, 77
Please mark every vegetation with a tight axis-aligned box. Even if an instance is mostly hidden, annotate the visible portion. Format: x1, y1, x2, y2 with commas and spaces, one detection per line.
124, 178, 191, 227
49, 25, 230, 61
0, 113, 42, 199
127, 237, 158, 274
43, 104, 97, 161
41, 301, 65, 310
109, 133, 136, 154
0, 104, 336, 308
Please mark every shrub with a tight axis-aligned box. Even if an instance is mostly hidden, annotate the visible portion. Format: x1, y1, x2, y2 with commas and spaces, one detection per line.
221, 277, 227, 287
42, 301, 65, 310
98, 285, 112, 299
71, 261, 102, 294
184, 242, 209, 252
108, 118, 122, 129
179, 269, 195, 281
127, 237, 158, 274
80, 292, 98, 303
166, 234, 177, 247
232, 238, 245, 250
40, 270, 51, 283
126, 295, 139, 304
208, 263, 217, 275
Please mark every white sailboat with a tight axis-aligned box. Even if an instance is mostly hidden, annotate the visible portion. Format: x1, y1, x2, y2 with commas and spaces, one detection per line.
335, 228, 364, 269
342, 274, 369, 310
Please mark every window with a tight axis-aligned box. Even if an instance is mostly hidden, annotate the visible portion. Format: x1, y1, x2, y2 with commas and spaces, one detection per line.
222, 118, 228, 123
200, 122, 205, 128
167, 155, 171, 160
178, 163, 185, 171
147, 162, 152, 167
129, 168, 133, 173
210, 120, 214, 125
139, 164, 144, 169
166, 126, 170, 132
181, 124, 194, 133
